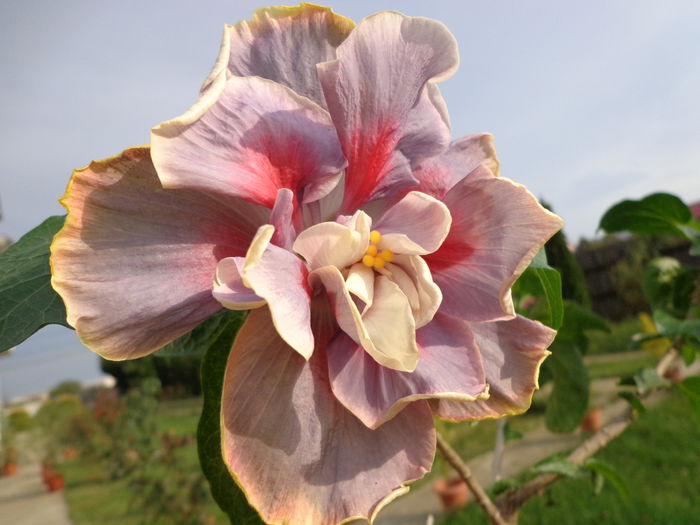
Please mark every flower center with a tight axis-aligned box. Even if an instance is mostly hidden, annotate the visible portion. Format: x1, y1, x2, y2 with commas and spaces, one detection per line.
360, 230, 394, 270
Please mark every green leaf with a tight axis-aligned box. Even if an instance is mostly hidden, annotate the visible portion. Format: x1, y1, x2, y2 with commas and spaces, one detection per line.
653, 310, 700, 341
544, 342, 589, 433
678, 221, 700, 256
490, 478, 521, 496
599, 193, 692, 237
533, 458, 580, 478
555, 301, 609, 351
157, 309, 241, 357
584, 458, 629, 500
642, 258, 699, 318
0, 216, 69, 353
633, 367, 671, 395
196, 311, 264, 525
517, 248, 564, 329
681, 344, 697, 366
679, 376, 700, 423
503, 423, 523, 442
617, 391, 647, 415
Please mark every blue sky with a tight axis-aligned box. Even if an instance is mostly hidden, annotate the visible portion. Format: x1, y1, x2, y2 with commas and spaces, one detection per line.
1, 1, 699, 398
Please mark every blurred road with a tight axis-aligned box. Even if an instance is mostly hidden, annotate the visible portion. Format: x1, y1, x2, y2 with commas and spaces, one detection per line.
0, 461, 72, 525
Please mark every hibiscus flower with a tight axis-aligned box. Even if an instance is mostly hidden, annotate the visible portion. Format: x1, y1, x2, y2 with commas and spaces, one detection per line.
50, 5, 563, 525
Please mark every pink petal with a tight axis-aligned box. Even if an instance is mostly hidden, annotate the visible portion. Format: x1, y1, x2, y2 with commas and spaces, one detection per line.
432, 315, 555, 420
328, 313, 488, 429
425, 175, 563, 322
309, 266, 419, 372
151, 75, 347, 209
412, 134, 500, 199
221, 306, 435, 525
374, 191, 452, 255
212, 257, 265, 309
269, 188, 296, 250
317, 12, 459, 212
242, 225, 314, 359
201, 5, 354, 107
51, 147, 267, 360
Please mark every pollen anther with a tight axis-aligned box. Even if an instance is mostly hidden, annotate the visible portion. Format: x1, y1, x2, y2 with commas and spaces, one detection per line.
379, 249, 394, 262
365, 244, 378, 257
373, 257, 386, 269
369, 230, 382, 244
362, 254, 375, 267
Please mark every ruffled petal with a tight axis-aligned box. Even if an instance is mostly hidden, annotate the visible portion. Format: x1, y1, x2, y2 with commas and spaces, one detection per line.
241, 225, 314, 359
389, 255, 442, 329
425, 175, 563, 322
374, 191, 452, 255
212, 257, 265, 309
51, 147, 267, 360
221, 306, 435, 525
202, 4, 355, 107
151, 75, 347, 208
328, 313, 488, 429
431, 315, 555, 421
292, 210, 370, 270
317, 11, 459, 212
309, 266, 419, 372
412, 134, 500, 199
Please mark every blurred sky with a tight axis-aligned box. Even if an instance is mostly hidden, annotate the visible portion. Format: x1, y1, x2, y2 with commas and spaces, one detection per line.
1, 1, 699, 398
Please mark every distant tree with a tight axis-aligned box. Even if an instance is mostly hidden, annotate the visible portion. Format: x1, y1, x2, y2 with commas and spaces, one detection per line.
541, 201, 591, 307
49, 380, 82, 398
7, 409, 33, 432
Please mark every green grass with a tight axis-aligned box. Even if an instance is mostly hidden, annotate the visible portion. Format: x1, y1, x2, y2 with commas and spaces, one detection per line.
441, 390, 700, 524
60, 397, 227, 525
586, 317, 643, 355
586, 355, 657, 380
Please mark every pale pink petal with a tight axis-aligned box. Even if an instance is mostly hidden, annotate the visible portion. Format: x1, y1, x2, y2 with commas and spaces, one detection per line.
362, 276, 419, 371
212, 257, 265, 309
432, 316, 555, 420
151, 75, 347, 208
51, 147, 267, 360
317, 12, 459, 212
328, 313, 488, 429
345, 262, 374, 307
221, 306, 435, 525
309, 267, 419, 372
269, 188, 296, 250
397, 82, 452, 164
292, 210, 370, 270
243, 226, 314, 359
385, 263, 420, 310
389, 255, 442, 329
425, 176, 563, 322
374, 191, 452, 255
205, 4, 355, 107
412, 134, 500, 199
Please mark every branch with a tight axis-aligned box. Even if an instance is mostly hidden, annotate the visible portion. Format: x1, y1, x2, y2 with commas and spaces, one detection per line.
496, 347, 679, 520
436, 432, 508, 525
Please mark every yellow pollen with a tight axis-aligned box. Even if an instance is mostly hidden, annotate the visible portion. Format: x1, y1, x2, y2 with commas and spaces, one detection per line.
362, 254, 375, 267
369, 230, 382, 244
365, 244, 378, 257
373, 257, 386, 269
379, 249, 394, 262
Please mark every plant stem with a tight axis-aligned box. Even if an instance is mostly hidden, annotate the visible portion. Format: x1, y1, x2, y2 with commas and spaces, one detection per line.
436, 432, 508, 525
492, 418, 506, 482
